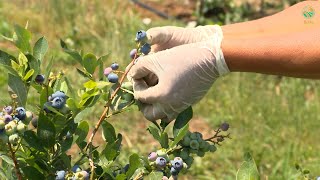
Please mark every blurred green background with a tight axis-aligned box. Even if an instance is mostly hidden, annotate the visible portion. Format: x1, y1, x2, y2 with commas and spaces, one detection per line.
0, 0, 319, 179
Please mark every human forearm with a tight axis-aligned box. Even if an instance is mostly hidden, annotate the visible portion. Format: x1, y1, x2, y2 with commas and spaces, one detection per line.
221, 1, 320, 78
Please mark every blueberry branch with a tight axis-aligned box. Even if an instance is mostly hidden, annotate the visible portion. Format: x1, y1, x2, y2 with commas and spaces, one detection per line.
85, 54, 138, 180
8, 142, 23, 180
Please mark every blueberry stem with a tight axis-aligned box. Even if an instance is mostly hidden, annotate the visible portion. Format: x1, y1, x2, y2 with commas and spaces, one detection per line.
8, 142, 23, 180
86, 46, 141, 180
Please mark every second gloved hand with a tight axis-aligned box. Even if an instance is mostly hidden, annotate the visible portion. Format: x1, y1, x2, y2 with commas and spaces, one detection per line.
128, 26, 229, 121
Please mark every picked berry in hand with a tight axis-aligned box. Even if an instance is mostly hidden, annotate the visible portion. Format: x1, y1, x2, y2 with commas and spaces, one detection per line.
135, 30, 147, 42
220, 122, 230, 131
129, 49, 138, 59
140, 43, 151, 55
110, 63, 119, 70
35, 74, 45, 84
107, 73, 119, 83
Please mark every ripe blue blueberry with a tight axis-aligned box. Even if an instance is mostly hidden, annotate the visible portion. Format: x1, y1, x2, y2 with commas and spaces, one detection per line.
140, 43, 151, 55
103, 67, 113, 76
129, 49, 138, 59
52, 97, 65, 109
110, 63, 119, 70
155, 157, 167, 168
49, 91, 66, 101
172, 159, 183, 171
170, 166, 179, 176
55, 170, 66, 180
15, 107, 26, 120
3, 106, 13, 114
66, 131, 72, 139
220, 122, 230, 131
148, 152, 158, 161
72, 165, 81, 172
35, 74, 45, 84
122, 164, 130, 173
4, 114, 12, 124
107, 73, 119, 83
135, 30, 147, 42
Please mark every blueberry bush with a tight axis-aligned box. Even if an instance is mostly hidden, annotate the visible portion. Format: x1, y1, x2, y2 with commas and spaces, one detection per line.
0, 24, 268, 180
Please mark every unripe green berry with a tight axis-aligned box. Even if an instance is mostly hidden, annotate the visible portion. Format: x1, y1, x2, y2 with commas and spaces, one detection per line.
209, 145, 217, 152
25, 111, 33, 123
199, 140, 206, 149
194, 132, 203, 140
197, 150, 205, 157
17, 123, 27, 133
9, 134, 19, 145
189, 140, 199, 150
184, 156, 194, 168
189, 133, 198, 140
202, 141, 210, 152
5, 122, 17, 135
189, 149, 198, 154
156, 149, 169, 161
179, 149, 189, 160
181, 136, 191, 146
0, 120, 5, 129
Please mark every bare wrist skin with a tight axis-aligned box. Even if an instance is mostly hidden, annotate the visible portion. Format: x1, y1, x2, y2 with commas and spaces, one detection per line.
220, 1, 320, 79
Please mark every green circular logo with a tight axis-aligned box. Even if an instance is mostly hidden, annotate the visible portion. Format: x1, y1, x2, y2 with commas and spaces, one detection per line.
302, 5, 315, 19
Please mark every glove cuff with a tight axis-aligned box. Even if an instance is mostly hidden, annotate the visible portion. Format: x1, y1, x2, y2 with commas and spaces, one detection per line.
212, 25, 230, 76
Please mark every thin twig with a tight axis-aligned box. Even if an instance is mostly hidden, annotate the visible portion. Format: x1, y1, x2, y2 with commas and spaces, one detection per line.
8, 143, 23, 180
86, 54, 138, 180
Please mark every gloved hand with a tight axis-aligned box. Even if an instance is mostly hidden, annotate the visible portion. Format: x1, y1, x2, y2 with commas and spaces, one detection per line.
128, 25, 229, 122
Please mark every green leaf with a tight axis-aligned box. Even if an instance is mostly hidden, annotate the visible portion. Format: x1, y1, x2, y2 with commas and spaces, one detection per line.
160, 132, 169, 148
13, 24, 32, 53
170, 124, 189, 148
145, 171, 163, 180
147, 125, 161, 142
23, 69, 34, 81
76, 68, 92, 79
44, 57, 53, 84
0, 154, 14, 166
8, 74, 28, 106
23, 130, 45, 151
236, 152, 260, 180
82, 53, 98, 75
37, 113, 56, 148
74, 120, 89, 145
22, 166, 45, 180
102, 121, 116, 143
33, 37, 48, 61
102, 134, 122, 161
74, 107, 93, 123
0, 50, 18, 76
96, 81, 111, 89
173, 106, 193, 137
83, 80, 97, 89
126, 153, 142, 179
116, 174, 127, 180
26, 54, 40, 80
60, 39, 82, 64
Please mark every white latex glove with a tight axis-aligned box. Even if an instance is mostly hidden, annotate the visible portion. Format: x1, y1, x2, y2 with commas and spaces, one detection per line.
128, 25, 229, 122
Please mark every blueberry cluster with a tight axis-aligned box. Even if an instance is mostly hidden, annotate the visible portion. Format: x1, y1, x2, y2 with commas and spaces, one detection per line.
0, 106, 31, 145
178, 131, 217, 167
104, 63, 120, 83
148, 149, 187, 178
135, 30, 151, 56
44, 91, 68, 113
55, 165, 89, 180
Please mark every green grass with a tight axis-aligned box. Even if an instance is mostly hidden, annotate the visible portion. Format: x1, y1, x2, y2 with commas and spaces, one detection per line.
0, 0, 319, 179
